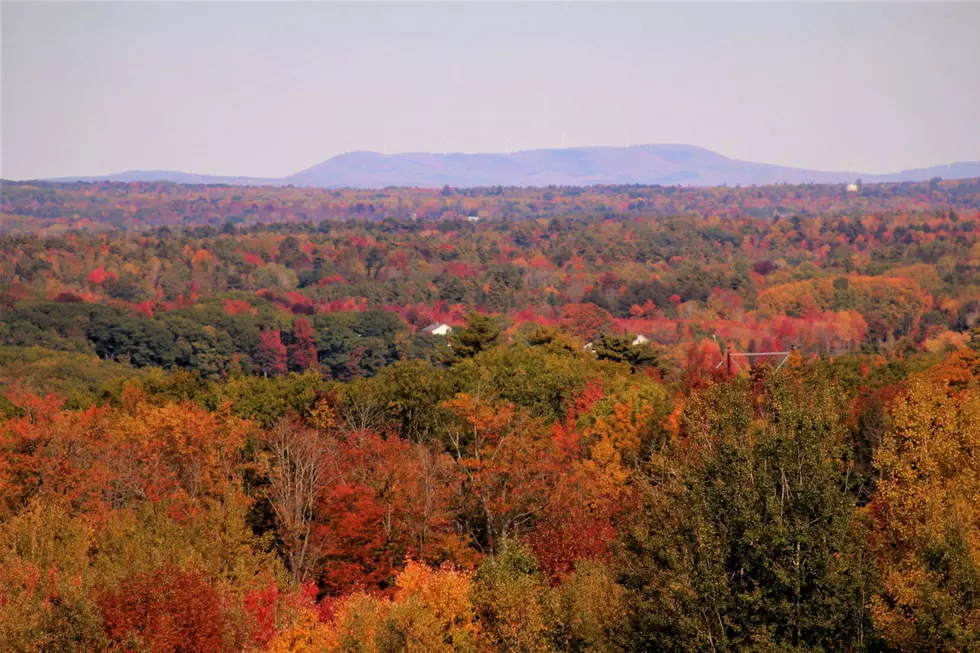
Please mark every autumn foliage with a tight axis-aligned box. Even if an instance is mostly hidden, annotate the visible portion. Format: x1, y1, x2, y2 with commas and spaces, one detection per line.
3, 176, 980, 650
98, 565, 227, 653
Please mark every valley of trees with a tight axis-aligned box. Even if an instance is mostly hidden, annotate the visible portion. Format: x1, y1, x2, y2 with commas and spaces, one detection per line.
3, 176, 980, 651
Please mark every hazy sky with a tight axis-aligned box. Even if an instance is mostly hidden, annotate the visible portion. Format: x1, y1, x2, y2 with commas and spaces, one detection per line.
3, 1, 979, 180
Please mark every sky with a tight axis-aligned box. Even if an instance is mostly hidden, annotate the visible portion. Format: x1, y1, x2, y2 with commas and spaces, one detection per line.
2, 1, 979, 180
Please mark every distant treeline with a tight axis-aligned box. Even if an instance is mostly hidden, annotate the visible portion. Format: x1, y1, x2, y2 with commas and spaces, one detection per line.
2, 176, 979, 232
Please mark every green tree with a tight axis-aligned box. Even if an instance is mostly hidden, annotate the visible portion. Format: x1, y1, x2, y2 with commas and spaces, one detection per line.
593, 334, 661, 373
619, 369, 875, 651
450, 312, 502, 359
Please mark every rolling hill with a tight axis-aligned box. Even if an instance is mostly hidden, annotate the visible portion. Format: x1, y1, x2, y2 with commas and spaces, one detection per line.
44, 145, 980, 189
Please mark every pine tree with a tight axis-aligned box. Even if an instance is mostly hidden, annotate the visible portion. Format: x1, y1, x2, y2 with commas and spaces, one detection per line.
450, 312, 502, 359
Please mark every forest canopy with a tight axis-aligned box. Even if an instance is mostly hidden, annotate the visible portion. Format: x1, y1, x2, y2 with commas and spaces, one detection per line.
3, 176, 980, 651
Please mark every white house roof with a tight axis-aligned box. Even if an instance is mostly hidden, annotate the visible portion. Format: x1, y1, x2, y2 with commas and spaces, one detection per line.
422, 323, 453, 336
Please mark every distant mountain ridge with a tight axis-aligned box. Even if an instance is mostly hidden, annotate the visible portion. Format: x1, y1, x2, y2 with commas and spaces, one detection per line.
44, 145, 980, 189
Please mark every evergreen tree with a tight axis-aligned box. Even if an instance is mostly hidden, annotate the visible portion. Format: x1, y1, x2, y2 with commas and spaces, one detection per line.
593, 333, 661, 373
451, 312, 502, 359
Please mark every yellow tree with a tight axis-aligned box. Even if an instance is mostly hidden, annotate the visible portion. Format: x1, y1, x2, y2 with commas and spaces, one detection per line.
268, 562, 482, 653
871, 353, 980, 649
577, 397, 651, 507
380, 560, 483, 652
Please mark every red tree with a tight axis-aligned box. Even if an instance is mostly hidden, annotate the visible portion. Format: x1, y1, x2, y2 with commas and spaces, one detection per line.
87, 266, 106, 285
256, 329, 288, 377
289, 318, 318, 372
559, 303, 614, 341
98, 564, 227, 653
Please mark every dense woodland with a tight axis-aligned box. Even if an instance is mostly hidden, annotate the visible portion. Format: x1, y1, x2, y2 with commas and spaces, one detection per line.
3, 177, 980, 651
3, 177, 980, 233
